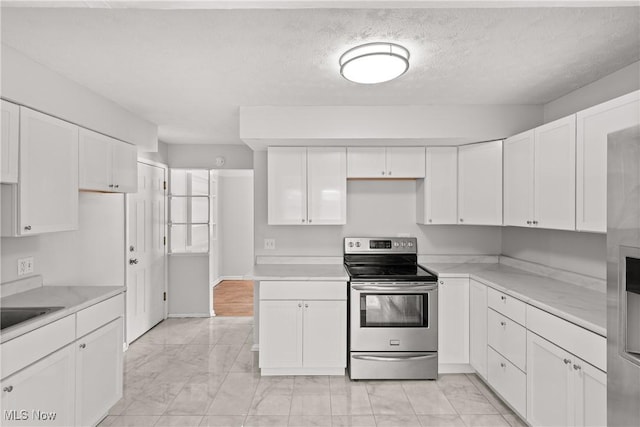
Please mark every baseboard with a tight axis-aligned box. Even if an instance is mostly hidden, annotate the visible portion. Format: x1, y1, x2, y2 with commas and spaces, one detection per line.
167, 313, 211, 318
261, 367, 345, 376
438, 363, 474, 374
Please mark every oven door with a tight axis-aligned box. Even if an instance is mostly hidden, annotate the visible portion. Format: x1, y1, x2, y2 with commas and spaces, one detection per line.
350, 282, 437, 352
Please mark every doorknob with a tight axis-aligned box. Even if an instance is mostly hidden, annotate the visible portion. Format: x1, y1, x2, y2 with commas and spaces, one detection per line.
129, 259, 138, 265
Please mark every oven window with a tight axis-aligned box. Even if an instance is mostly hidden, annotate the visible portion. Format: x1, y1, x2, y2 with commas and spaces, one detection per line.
360, 293, 428, 327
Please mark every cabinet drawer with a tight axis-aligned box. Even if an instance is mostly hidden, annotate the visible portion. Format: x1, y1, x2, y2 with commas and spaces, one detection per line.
77, 293, 125, 338
1, 314, 75, 379
487, 347, 526, 417
526, 305, 606, 372
487, 288, 526, 325
488, 309, 526, 371
260, 281, 347, 300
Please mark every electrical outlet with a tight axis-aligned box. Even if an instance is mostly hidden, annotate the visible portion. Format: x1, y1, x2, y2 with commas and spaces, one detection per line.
264, 239, 276, 250
17, 256, 34, 276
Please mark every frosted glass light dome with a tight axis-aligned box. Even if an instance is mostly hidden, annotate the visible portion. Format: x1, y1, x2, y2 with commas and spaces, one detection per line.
339, 42, 410, 84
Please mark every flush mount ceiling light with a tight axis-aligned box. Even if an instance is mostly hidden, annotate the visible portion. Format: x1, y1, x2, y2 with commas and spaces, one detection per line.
339, 42, 410, 84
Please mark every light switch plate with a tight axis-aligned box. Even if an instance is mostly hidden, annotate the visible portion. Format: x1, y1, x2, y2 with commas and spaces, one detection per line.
264, 239, 276, 250
17, 256, 34, 276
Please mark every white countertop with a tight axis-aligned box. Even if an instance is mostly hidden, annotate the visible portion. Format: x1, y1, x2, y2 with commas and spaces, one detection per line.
424, 262, 606, 337
0, 285, 125, 343
245, 264, 349, 281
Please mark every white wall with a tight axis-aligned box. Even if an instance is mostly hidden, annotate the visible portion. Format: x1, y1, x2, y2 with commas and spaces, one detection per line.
219, 171, 254, 277
168, 143, 253, 169
1, 45, 158, 151
254, 151, 502, 257
543, 61, 640, 123
168, 254, 210, 316
1, 192, 125, 285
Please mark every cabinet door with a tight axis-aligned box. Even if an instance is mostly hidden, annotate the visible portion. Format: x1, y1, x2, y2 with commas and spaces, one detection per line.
302, 300, 346, 368
346, 147, 386, 178
469, 280, 488, 379
458, 140, 503, 225
386, 147, 425, 178
267, 147, 307, 224
76, 318, 123, 427
527, 331, 573, 427
18, 107, 79, 235
1, 345, 75, 426
259, 300, 303, 368
1, 100, 20, 183
576, 91, 640, 233
420, 147, 457, 224
307, 147, 346, 225
534, 115, 576, 231
112, 140, 138, 193
438, 278, 470, 366
79, 128, 113, 192
573, 358, 606, 427
504, 130, 535, 227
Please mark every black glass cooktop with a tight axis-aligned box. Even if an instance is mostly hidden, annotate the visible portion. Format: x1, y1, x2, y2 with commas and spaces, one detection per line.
344, 263, 438, 282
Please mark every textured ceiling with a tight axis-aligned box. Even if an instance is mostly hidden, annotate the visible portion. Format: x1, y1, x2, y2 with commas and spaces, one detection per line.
1, 7, 639, 144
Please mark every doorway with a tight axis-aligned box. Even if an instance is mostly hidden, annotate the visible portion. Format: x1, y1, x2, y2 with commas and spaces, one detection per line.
125, 161, 167, 343
214, 280, 254, 316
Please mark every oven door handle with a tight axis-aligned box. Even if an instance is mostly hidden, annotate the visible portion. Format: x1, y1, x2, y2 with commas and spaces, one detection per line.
351, 284, 437, 293
352, 354, 437, 362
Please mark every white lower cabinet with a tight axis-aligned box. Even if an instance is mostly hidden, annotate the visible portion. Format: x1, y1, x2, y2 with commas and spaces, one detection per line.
527, 331, 606, 427
488, 347, 527, 417
469, 280, 488, 379
75, 318, 124, 427
259, 281, 346, 375
1, 345, 76, 426
438, 277, 470, 370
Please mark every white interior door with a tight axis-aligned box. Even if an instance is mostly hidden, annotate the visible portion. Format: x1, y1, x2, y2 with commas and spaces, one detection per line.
126, 162, 166, 343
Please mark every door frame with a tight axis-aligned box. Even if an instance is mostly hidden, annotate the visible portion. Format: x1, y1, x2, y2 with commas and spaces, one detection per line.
124, 158, 169, 346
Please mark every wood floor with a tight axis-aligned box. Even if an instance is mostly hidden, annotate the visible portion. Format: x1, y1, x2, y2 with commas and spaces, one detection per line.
213, 280, 254, 316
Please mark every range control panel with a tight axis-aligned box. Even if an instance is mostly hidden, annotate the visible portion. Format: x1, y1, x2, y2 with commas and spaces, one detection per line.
344, 237, 417, 254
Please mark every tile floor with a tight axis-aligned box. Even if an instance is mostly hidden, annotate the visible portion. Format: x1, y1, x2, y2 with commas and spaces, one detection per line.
99, 318, 527, 427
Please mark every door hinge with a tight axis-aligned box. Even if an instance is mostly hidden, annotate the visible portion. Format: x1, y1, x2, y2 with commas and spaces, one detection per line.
163, 236, 166, 246
163, 292, 167, 301
163, 181, 167, 191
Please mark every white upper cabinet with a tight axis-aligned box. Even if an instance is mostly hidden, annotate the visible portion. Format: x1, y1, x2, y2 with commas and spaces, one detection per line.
417, 147, 458, 225
347, 147, 425, 178
347, 147, 386, 178
576, 91, 640, 233
79, 128, 137, 193
268, 147, 346, 225
504, 130, 535, 227
1, 100, 20, 184
534, 115, 576, 231
504, 116, 576, 231
458, 140, 503, 225
307, 147, 347, 225
3, 107, 79, 236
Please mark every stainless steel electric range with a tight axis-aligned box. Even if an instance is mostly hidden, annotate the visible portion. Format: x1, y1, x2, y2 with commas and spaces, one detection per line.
344, 237, 438, 380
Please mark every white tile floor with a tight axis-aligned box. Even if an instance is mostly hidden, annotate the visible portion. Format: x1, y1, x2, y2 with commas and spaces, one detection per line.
99, 318, 527, 427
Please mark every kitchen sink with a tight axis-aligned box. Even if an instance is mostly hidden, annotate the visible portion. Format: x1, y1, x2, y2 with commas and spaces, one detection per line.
0, 306, 64, 330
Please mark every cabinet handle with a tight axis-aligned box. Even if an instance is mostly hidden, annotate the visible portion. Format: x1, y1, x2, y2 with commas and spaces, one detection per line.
573, 364, 581, 371
381, 171, 385, 175
388, 171, 392, 176
301, 219, 306, 223
428, 219, 432, 223
115, 184, 120, 189
298, 303, 302, 308
459, 218, 464, 223
526, 220, 532, 225
501, 296, 507, 301
500, 321, 506, 327
129, 258, 138, 265
439, 281, 444, 285
500, 362, 506, 368
109, 184, 114, 188
304, 303, 309, 308
79, 343, 86, 349
533, 220, 538, 225
563, 358, 571, 365
3, 386, 13, 393
308, 219, 312, 223
24, 225, 32, 231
